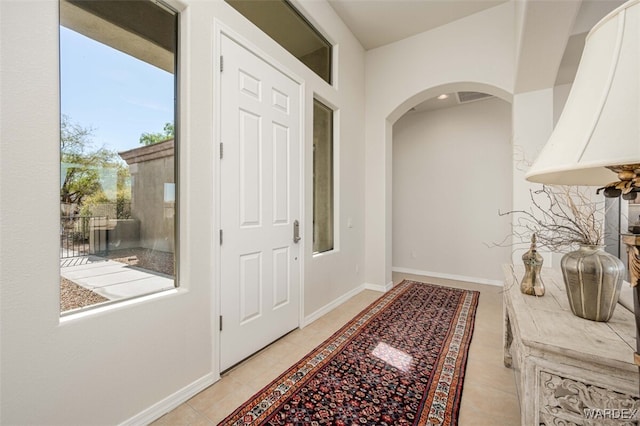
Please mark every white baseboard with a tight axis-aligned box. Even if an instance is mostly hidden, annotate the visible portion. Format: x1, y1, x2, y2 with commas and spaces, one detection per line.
302, 280, 394, 328
120, 373, 216, 426
392, 267, 503, 287
363, 281, 394, 292
302, 284, 366, 327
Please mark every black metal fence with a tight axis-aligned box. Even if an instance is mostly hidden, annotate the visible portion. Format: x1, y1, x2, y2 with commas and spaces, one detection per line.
60, 216, 109, 258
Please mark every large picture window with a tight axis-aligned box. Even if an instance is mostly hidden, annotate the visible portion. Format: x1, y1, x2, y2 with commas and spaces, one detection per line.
59, 0, 178, 314
313, 99, 334, 254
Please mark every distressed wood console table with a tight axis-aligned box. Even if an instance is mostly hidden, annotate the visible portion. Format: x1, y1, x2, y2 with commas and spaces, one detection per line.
503, 265, 639, 425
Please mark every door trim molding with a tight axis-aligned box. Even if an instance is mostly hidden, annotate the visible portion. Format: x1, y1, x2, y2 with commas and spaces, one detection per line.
212, 20, 306, 377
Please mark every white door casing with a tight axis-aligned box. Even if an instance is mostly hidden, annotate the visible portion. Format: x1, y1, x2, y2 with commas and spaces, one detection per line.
219, 34, 302, 371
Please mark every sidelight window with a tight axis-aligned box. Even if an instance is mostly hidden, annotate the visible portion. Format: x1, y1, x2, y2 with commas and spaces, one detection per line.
313, 99, 334, 254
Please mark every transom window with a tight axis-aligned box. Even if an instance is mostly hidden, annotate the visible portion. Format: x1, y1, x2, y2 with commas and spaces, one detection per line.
226, 0, 332, 84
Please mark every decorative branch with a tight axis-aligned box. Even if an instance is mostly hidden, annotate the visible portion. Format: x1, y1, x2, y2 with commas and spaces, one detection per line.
495, 185, 604, 253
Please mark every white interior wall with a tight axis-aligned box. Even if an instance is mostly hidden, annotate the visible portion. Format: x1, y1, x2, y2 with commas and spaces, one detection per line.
2, 4, 215, 426
511, 89, 556, 266
392, 98, 512, 284
364, 2, 516, 289
291, 1, 368, 320
0, 0, 366, 424
553, 83, 572, 126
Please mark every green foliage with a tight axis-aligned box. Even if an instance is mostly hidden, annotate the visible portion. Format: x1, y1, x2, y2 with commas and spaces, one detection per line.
115, 162, 132, 218
79, 188, 131, 219
116, 188, 132, 219
139, 122, 175, 146
60, 115, 131, 216
79, 191, 109, 216
60, 115, 118, 207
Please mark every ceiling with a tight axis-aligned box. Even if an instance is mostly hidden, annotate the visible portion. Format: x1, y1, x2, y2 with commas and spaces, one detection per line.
327, 0, 625, 114
327, 0, 508, 50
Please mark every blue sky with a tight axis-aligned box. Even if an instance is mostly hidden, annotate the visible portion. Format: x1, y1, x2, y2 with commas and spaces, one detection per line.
60, 26, 174, 154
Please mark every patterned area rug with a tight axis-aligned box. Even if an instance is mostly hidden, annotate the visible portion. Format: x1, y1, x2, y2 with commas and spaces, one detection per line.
219, 280, 480, 426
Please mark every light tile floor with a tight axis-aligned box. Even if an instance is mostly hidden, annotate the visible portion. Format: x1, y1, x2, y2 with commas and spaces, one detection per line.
151, 272, 520, 425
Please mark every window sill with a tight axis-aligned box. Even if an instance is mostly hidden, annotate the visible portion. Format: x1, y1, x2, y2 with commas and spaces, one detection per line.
59, 287, 182, 324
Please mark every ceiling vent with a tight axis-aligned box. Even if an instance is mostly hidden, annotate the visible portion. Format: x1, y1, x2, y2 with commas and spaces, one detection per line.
457, 91, 493, 104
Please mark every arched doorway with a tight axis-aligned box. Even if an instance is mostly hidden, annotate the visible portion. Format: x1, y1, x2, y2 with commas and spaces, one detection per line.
391, 87, 512, 284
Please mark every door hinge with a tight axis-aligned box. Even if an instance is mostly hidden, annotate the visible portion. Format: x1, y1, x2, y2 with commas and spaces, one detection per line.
220, 142, 223, 159
219, 229, 223, 245
219, 315, 223, 331
220, 56, 224, 72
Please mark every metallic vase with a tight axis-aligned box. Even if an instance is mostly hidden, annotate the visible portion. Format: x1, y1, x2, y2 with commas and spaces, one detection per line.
521, 234, 545, 296
560, 245, 625, 322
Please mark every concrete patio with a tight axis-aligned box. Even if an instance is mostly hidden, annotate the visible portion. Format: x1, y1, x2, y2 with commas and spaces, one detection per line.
61, 256, 174, 301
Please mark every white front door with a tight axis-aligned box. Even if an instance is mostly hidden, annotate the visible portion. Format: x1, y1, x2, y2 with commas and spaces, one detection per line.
219, 35, 301, 371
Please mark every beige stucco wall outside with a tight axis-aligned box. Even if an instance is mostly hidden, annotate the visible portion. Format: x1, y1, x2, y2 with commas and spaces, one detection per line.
120, 139, 175, 254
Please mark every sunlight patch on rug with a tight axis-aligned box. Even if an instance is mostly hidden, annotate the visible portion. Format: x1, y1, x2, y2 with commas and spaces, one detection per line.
372, 342, 413, 372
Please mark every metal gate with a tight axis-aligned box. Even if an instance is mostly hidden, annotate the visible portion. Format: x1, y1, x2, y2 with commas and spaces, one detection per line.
60, 215, 109, 258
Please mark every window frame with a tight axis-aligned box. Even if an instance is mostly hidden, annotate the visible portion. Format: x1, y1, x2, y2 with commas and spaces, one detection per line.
58, 0, 181, 316
312, 98, 336, 255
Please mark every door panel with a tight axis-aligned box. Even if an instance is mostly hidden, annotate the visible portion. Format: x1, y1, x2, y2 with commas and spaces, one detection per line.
239, 110, 261, 227
273, 123, 289, 224
239, 252, 262, 324
272, 246, 290, 308
220, 35, 301, 371
272, 88, 289, 114
239, 70, 261, 99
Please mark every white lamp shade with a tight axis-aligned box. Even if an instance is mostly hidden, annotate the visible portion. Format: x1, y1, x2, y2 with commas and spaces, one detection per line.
526, 0, 640, 186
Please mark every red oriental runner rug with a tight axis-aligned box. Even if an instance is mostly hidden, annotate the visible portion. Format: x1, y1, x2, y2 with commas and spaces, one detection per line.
218, 280, 480, 426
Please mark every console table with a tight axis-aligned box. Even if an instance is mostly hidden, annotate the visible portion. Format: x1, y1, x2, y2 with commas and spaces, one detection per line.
503, 265, 639, 425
